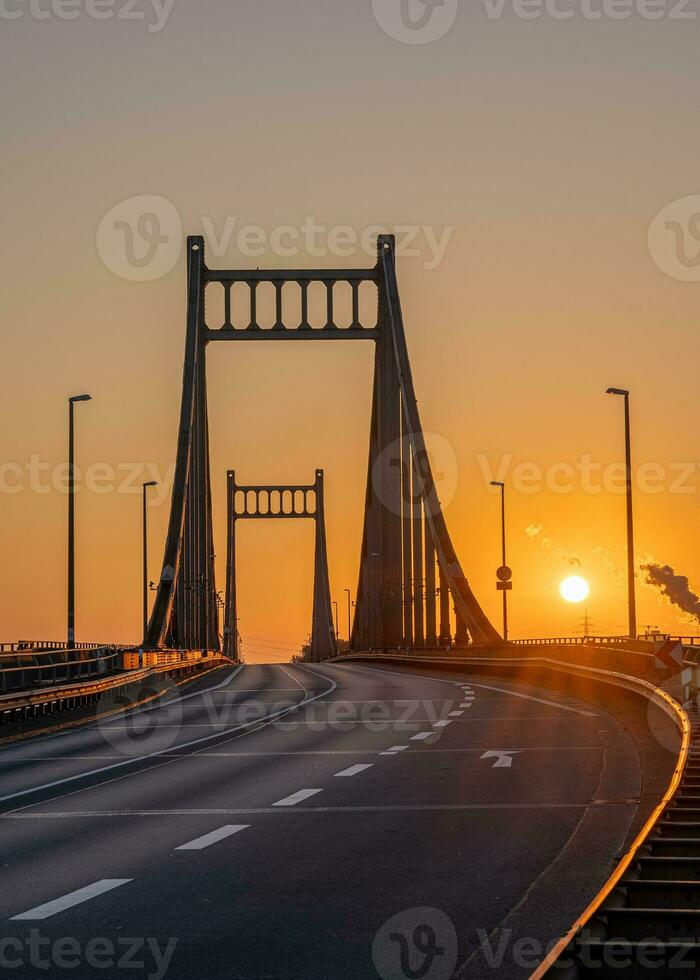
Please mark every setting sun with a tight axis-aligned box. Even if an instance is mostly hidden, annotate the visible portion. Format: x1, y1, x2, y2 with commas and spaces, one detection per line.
560, 576, 590, 604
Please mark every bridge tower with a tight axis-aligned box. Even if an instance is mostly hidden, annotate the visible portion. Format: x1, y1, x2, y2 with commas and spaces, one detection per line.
223, 470, 336, 663
146, 233, 502, 654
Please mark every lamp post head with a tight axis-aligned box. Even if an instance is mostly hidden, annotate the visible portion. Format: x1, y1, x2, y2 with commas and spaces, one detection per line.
606, 387, 629, 397
490, 481, 504, 489
69, 394, 92, 404
143, 481, 158, 489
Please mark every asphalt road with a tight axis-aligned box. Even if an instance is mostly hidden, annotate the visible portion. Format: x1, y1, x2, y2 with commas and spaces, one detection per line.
0, 661, 645, 979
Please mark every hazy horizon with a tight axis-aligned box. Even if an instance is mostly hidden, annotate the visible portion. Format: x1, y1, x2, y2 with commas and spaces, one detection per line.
2, 2, 700, 658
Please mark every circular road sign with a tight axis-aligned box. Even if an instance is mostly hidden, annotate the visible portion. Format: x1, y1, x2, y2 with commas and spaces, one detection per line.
496, 565, 512, 582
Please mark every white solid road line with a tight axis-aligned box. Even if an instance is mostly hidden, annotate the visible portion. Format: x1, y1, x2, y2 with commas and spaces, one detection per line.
334, 764, 374, 777
103, 665, 246, 721
410, 732, 434, 741
338, 663, 595, 717
0, 666, 338, 806
469, 682, 597, 717
279, 665, 307, 691
175, 824, 250, 850
11, 879, 132, 921
272, 789, 323, 807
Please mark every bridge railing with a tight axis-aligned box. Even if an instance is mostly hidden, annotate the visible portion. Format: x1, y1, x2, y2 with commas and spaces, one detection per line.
0, 646, 122, 694
0, 640, 107, 653
511, 635, 634, 647
0, 653, 231, 730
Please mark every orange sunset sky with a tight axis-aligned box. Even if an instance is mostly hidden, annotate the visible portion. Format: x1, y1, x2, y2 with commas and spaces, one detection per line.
1, 3, 700, 661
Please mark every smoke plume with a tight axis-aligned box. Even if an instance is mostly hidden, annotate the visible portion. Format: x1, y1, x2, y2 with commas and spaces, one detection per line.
524, 524, 581, 567
641, 562, 700, 624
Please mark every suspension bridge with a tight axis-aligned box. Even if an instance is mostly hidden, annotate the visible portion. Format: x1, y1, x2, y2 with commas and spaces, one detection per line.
0, 236, 698, 979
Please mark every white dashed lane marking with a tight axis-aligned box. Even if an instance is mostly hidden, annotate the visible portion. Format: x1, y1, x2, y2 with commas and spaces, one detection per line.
272, 789, 323, 807
11, 879, 132, 921
334, 764, 374, 777
410, 732, 434, 741
175, 824, 250, 850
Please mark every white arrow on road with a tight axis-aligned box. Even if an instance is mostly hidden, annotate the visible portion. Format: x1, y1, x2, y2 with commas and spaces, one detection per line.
481, 750, 521, 768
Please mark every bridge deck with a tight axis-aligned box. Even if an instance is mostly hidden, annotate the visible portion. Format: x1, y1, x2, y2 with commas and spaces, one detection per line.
0, 661, 663, 978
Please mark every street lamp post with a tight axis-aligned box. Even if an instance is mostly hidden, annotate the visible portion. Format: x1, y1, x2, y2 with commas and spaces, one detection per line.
332, 600, 339, 643
344, 588, 352, 646
606, 387, 637, 639
67, 394, 91, 649
142, 481, 158, 645
490, 480, 509, 642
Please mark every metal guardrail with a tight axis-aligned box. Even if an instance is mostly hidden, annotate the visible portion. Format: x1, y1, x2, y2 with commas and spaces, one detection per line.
532, 668, 692, 978
330, 641, 668, 684
0, 654, 231, 729
0, 641, 109, 653
0, 646, 122, 694
511, 636, 638, 646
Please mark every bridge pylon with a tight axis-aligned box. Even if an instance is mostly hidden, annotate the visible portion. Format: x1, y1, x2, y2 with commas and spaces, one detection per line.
223, 470, 336, 663
145, 233, 502, 655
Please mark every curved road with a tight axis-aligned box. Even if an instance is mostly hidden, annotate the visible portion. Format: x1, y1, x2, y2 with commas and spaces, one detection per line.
0, 662, 643, 979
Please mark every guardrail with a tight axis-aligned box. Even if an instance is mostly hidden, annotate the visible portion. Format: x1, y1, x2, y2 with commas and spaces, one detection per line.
0, 646, 123, 694
0, 644, 234, 695
330, 641, 668, 683
0, 640, 111, 653
0, 653, 232, 730
511, 635, 636, 646
532, 672, 691, 977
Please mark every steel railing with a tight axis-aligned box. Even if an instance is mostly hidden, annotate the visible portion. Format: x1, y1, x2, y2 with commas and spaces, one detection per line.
0, 646, 123, 694
0, 640, 109, 653
0, 653, 232, 729
511, 635, 635, 646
